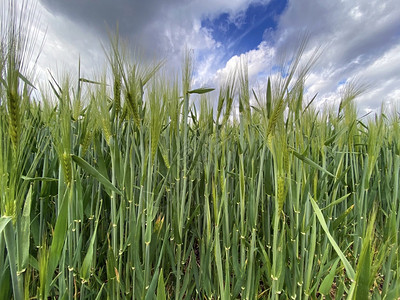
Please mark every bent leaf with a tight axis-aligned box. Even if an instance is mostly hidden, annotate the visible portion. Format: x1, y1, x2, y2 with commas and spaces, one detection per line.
188, 87, 215, 94
71, 154, 122, 196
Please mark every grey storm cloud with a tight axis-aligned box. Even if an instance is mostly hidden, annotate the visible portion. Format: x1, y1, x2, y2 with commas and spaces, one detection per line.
39, 0, 188, 57
39, 0, 179, 33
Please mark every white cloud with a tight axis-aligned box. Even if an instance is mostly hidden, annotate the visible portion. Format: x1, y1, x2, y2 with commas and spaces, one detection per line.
208, 0, 400, 113
195, 41, 275, 89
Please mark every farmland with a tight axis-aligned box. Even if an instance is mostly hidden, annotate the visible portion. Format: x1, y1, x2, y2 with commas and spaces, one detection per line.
1, 2, 400, 300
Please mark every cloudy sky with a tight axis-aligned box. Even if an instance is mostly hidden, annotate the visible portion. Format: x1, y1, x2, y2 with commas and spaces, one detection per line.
21, 0, 400, 112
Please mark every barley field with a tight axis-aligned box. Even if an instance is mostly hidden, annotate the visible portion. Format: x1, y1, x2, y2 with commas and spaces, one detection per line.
0, 3, 399, 300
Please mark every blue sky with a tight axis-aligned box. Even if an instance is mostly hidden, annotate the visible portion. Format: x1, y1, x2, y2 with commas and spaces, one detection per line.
201, 0, 287, 57
9, 0, 400, 113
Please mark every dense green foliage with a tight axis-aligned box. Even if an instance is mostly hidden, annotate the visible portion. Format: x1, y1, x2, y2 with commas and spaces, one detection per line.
1, 2, 400, 299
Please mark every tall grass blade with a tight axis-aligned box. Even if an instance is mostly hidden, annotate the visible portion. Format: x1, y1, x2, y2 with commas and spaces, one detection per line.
47, 189, 69, 296
156, 269, 166, 300
18, 186, 32, 270
310, 196, 355, 281
319, 258, 340, 296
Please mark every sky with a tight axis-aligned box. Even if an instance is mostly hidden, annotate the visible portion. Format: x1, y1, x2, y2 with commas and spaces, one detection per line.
11, 0, 400, 113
